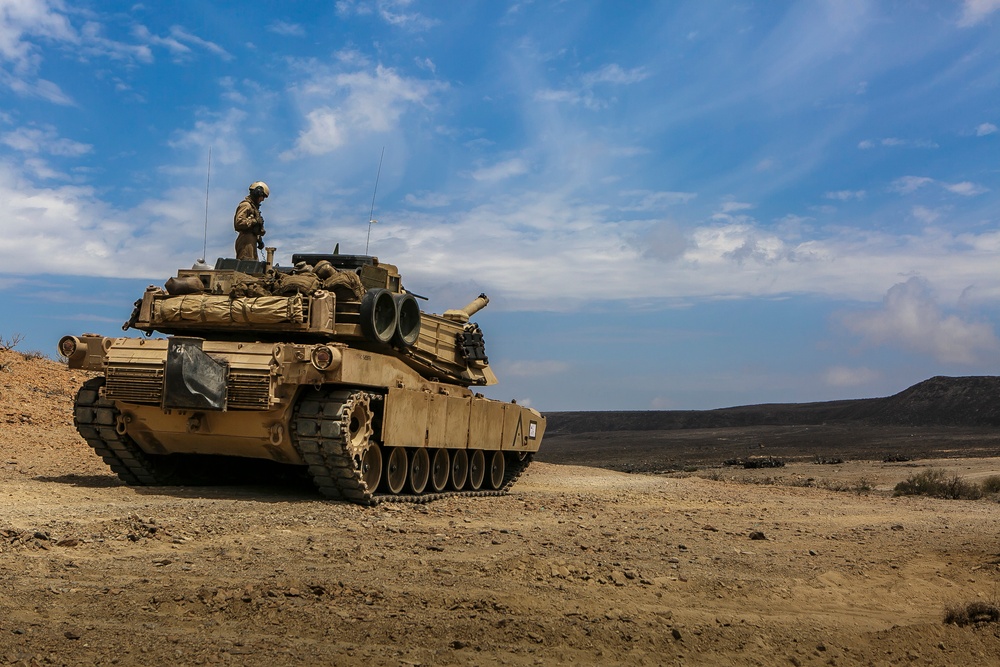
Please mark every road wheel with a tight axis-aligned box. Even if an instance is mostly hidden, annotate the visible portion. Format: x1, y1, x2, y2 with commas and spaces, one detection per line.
408, 447, 429, 494
431, 448, 450, 492
384, 446, 407, 494
450, 449, 468, 490
488, 450, 505, 489
359, 443, 382, 492
468, 449, 486, 490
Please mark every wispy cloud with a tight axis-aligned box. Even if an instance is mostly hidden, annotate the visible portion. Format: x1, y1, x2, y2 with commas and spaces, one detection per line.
619, 190, 696, 211
471, 158, 529, 182
535, 62, 649, 110
858, 137, 939, 149
268, 21, 305, 37
976, 122, 998, 136
132, 25, 232, 62
890, 176, 987, 197
957, 0, 1000, 27
824, 190, 866, 201
336, 0, 438, 30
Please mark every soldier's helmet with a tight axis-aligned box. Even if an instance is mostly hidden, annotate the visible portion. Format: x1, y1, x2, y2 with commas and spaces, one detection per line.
250, 181, 270, 199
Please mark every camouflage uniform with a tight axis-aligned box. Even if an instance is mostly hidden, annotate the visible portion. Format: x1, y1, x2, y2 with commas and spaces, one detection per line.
234, 196, 264, 261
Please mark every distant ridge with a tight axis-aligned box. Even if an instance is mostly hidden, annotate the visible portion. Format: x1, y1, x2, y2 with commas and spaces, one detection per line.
546, 376, 1000, 433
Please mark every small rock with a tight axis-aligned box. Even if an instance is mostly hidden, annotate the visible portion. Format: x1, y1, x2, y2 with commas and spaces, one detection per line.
749, 531, 767, 541
64, 630, 80, 640
671, 628, 682, 641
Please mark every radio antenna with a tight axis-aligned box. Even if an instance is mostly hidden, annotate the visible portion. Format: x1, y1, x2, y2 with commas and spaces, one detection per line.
202, 147, 212, 263
366, 146, 384, 254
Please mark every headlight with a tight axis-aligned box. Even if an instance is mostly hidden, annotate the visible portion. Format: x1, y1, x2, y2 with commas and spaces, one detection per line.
58, 336, 78, 358
311, 345, 340, 371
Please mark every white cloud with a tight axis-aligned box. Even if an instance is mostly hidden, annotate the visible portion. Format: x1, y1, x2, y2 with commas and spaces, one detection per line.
859, 138, 939, 149
268, 21, 305, 37
686, 224, 791, 266
824, 190, 865, 201
283, 107, 345, 157
719, 201, 753, 213
1, 125, 90, 156
471, 158, 529, 182
975, 122, 998, 136
335, 0, 437, 30
169, 26, 232, 60
824, 366, 879, 388
166, 108, 250, 169
958, 0, 1000, 26
131, 25, 231, 62
943, 181, 988, 196
0, 0, 75, 68
283, 63, 445, 159
841, 277, 1000, 364
911, 205, 940, 224
581, 64, 649, 87
620, 190, 696, 211
890, 176, 933, 194
536, 62, 648, 110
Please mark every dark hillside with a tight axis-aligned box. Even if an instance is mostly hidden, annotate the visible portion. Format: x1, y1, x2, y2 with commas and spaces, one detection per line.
546, 376, 1000, 434
538, 376, 1000, 471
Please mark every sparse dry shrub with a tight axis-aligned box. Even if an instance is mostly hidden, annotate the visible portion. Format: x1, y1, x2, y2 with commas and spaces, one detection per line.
980, 475, 1000, 495
851, 477, 873, 495
815, 477, 873, 495
0, 333, 24, 351
944, 601, 1000, 626
19, 350, 47, 361
894, 469, 982, 500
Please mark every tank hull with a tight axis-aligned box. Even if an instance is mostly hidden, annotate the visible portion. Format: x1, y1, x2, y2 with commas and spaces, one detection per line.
67, 335, 545, 504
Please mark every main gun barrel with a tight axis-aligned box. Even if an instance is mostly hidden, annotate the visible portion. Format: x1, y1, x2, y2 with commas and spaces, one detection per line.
443, 293, 489, 323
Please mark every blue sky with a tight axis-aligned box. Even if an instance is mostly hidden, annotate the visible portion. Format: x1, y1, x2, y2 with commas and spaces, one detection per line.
1, 1, 1000, 411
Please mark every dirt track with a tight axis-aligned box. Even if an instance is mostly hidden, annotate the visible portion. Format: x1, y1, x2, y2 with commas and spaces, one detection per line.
3, 350, 1000, 666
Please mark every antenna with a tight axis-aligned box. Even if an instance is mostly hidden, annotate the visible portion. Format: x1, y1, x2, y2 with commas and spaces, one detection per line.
202, 147, 212, 263
366, 146, 384, 254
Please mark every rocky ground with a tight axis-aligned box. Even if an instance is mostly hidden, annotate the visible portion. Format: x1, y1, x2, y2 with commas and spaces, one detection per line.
2, 348, 1000, 666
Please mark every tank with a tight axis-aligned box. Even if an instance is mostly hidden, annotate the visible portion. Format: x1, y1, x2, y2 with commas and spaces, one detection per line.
59, 247, 545, 504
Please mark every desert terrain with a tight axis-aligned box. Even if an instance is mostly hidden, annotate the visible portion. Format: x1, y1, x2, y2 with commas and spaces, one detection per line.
2, 346, 1000, 666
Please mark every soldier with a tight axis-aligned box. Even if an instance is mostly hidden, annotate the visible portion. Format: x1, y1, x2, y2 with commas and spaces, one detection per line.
234, 181, 269, 261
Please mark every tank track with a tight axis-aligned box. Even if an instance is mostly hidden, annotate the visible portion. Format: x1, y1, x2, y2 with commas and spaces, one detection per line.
291, 387, 533, 505
73, 377, 186, 486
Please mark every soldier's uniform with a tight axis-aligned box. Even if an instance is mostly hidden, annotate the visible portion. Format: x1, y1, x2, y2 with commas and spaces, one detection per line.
234, 195, 264, 261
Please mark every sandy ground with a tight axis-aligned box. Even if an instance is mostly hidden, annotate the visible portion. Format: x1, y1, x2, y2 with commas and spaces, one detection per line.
2, 350, 1000, 666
